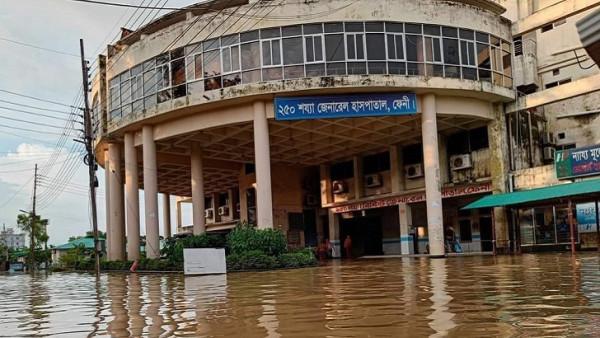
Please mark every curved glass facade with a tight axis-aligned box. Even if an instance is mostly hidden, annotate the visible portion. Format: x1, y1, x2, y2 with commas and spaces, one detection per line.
108, 21, 513, 122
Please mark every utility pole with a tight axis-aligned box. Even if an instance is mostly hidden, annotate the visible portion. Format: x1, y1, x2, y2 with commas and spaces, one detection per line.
30, 164, 38, 273
80, 39, 100, 275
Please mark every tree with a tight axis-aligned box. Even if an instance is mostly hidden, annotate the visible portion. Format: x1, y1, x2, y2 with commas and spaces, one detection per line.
16, 213, 49, 270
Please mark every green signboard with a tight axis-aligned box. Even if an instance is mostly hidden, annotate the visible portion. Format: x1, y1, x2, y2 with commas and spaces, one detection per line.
555, 145, 600, 179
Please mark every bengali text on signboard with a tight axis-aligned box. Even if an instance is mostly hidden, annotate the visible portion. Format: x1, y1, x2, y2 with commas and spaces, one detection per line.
274, 93, 417, 121
577, 202, 599, 233
555, 144, 600, 179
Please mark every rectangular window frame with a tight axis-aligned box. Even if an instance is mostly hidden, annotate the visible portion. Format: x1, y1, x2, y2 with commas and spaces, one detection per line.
304, 34, 325, 64
386, 33, 406, 61
345, 32, 365, 61
261, 38, 282, 67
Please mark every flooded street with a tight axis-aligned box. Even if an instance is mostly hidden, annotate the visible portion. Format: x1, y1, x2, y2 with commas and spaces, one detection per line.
3, 253, 600, 337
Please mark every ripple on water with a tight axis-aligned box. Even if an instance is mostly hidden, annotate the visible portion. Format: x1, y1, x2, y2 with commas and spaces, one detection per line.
2, 253, 600, 337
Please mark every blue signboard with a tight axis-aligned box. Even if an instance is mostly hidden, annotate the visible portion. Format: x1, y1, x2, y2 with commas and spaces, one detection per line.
274, 93, 417, 121
577, 202, 598, 233
555, 144, 600, 179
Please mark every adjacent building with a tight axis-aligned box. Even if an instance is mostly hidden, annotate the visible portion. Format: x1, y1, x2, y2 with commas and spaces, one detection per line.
0, 225, 25, 250
91, 0, 600, 260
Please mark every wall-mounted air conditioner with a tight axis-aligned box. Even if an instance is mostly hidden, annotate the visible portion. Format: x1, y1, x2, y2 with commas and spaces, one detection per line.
405, 164, 423, 179
364, 174, 383, 188
332, 180, 347, 194
543, 146, 555, 162
218, 206, 229, 216
450, 154, 472, 171
204, 208, 214, 219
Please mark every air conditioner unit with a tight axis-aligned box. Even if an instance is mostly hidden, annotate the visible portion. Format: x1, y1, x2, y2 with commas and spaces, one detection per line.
365, 174, 383, 188
541, 132, 555, 146
450, 154, 472, 171
305, 194, 318, 206
218, 206, 229, 216
332, 180, 347, 194
204, 208, 214, 219
543, 146, 555, 161
405, 164, 423, 179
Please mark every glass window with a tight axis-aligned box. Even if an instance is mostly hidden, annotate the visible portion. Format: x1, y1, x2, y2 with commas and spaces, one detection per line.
262, 67, 283, 81
520, 208, 535, 245
194, 54, 203, 79
221, 34, 239, 46
347, 62, 366, 75
345, 22, 364, 32
121, 79, 131, 104
143, 69, 156, 95
442, 26, 458, 37
424, 36, 442, 62
405, 23, 422, 34
242, 69, 261, 84
282, 25, 302, 36
460, 40, 475, 66
387, 34, 404, 60
204, 77, 221, 91
222, 45, 240, 73
326, 62, 346, 75
223, 73, 241, 87
262, 39, 281, 66
325, 34, 345, 61
346, 33, 365, 60
324, 22, 343, 33
303, 23, 323, 34
131, 74, 143, 101
260, 27, 281, 39
388, 61, 406, 75
459, 29, 474, 40
365, 22, 384, 32
241, 42, 260, 70
476, 43, 491, 69
366, 34, 385, 60
405, 35, 423, 62
203, 38, 220, 51
109, 86, 119, 110
385, 22, 403, 33
171, 58, 186, 86
240, 30, 259, 42
534, 207, 556, 244
284, 65, 304, 79
423, 25, 440, 36
306, 63, 325, 76
282, 37, 303, 65
305, 35, 324, 63
156, 64, 170, 89
368, 62, 386, 74
203, 50, 221, 77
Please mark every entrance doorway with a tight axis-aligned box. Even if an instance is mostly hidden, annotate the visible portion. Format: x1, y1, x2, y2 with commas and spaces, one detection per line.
340, 215, 383, 257
480, 216, 493, 252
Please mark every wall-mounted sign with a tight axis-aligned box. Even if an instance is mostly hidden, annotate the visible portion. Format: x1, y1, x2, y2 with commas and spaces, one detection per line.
274, 93, 417, 120
555, 144, 600, 179
576, 202, 598, 233
331, 182, 492, 213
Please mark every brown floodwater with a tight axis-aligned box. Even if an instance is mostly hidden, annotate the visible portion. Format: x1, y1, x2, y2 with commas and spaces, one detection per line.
2, 253, 600, 337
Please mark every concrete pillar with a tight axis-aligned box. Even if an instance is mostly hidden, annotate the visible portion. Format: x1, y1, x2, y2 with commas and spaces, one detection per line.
488, 103, 510, 252
389, 145, 405, 193
212, 192, 221, 223
107, 143, 125, 261
124, 133, 140, 261
353, 156, 364, 199
319, 164, 332, 205
399, 203, 413, 255
226, 189, 234, 219
162, 193, 171, 238
142, 125, 160, 259
191, 143, 206, 234
328, 209, 341, 258
253, 101, 274, 229
239, 184, 248, 223
175, 198, 183, 233
104, 149, 111, 260
421, 94, 445, 257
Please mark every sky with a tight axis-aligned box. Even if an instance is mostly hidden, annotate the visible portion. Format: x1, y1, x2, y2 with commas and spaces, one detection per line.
0, 0, 198, 245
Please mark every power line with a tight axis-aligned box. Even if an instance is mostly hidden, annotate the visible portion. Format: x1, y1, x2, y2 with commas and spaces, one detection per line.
0, 176, 34, 210
0, 128, 67, 147
0, 122, 78, 136
0, 114, 78, 130
0, 89, 82, 109
69, 0, 182, 10
0, 106, 74, 122
0, 37, 80, 58
0, 99, 75, 116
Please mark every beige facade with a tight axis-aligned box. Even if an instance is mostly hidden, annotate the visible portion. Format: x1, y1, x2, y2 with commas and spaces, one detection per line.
95, 0, 600, 259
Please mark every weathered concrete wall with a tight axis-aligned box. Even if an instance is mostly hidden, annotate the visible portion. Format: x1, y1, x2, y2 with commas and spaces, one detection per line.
544, 91, 600, 148
513, 164, 559, 190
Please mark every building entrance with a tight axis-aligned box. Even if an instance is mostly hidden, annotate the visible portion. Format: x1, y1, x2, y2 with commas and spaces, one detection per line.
340, 215, 383, 257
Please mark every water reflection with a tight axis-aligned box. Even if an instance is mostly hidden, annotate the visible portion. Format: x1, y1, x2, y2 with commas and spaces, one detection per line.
3, 253, 600, 337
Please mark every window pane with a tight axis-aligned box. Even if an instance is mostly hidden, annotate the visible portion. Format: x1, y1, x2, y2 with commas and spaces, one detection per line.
388, 61, 406, 75
240, 30, 259, 42
445, 65, 460, 78
423, 24, 440, 36
109, 87, 119, 109
143, 69, 156, 94
460, 40, 475, 65
173, 84, 186, 98
221, 34, 239, 46
324, 22, 343, 33
347, 35, 356, 59
186, 81, 204, 96
303, 23, 323, 34
272, 40, 281, 65
385, 22, 403, 33
479, 69, 491, 82
203, 50, 221, 77
186, 55, 195, 81
241, 42, 260, 70
262, 67, 282, 81
231, 46, 240, 71
282, 37, 303, 65
503, 49, 512, 78
222, 48, 232, 73
443, 38, 459, 64
203, 38, 220, 51
121, 80, 131, 104
345, 22, 364, 32
387, 35, 396, 59
356, 34, 365, 59
426, 64, 443, 77
442, 26, 458, 37
406, 35, 423, 62
365, 22, 384, 32
368, 62, 386, 74
405, 23, 422, 34
476, 43, 491, 69
284, 65, 304, 79
194, 54, 203, 78
367, 34, 385, 60
462, 67, 477, 80
492, 47, 503, 72
171, 58, 185, 85
204, 77, 222, 90
305, 37, 315, 62
282, 25, 302, 36
407, 63, 424, 75
325, 34, 345, 61
223, 73, 241, 87
157, 89, 171, 103
347, 62, 366, 75
459, 29, 474, 40
306, 63, 325, 76
242, 69, 261, 84
326, 62, 346, 75
262, 41, 272, 65
261, 27, 280, 39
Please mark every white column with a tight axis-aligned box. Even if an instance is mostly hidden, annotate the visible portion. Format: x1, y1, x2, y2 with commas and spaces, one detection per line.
142, 125, 160, 259
421, 93, 445, 257
319, 164, 332, 205
253, 101, 274, 229
175, 198, 183, 233
104, 149, 111, 260
162, 193, 171, 238
328, 209, 341, 258
124, 133, 140, 261
108, 143, 125, 261
353, 156, 364, 199
191, 143, 206, 234
389, 145, 405, 193
399, 203, 413, 255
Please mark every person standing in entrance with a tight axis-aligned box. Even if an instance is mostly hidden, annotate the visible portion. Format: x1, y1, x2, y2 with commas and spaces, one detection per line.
344, 235, 353, 258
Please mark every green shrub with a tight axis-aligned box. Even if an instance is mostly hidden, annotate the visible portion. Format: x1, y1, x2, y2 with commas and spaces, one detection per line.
277, 249, 318, 268
161, 233, 226, 264
227, 224, 287, 256
226, 250, 278, 271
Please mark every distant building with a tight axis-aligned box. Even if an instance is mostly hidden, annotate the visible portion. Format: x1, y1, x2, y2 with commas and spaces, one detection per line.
51, 237, 106, 265
0, 225, 26, 249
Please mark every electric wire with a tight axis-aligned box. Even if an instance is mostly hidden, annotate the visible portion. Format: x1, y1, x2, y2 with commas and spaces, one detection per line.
0, 106, 74, 122
0, 99, 75, 115
0, 89, 83, 109
0, 37, 80, 58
